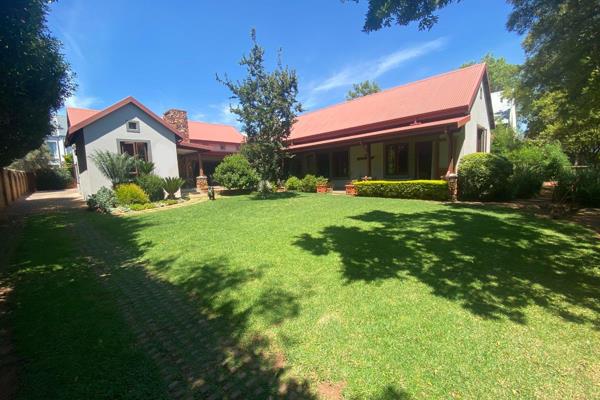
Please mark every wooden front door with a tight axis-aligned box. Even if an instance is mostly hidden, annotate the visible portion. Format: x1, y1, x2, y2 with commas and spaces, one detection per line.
415, 141, 433, 179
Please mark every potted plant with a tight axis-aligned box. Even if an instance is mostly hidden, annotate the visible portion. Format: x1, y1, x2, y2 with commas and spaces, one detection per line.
345, 181, 357, 196
316, 176, 329, 193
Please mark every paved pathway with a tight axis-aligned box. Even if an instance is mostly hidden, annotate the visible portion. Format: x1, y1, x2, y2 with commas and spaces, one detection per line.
1, 189, 85, 217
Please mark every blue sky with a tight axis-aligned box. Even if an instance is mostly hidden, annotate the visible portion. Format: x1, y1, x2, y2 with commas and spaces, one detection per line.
48, 0, 524, 126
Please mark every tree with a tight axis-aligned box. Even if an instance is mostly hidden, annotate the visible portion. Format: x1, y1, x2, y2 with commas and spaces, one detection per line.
90, 150, 136, 188
218, 30, 302, 187
0, 0, 74, 167
346, 80, 381, 100
461, 54, 520, 96
350, 0, 600, 164
9, 143, 53, 172
213, 154, 259, 190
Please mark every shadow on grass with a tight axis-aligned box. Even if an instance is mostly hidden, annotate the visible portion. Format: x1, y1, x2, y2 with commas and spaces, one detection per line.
294, 204, 600, 326
72, 211, 314, 399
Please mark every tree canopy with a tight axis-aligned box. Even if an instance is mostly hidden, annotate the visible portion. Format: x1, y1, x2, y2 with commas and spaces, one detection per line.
461, 54, 520, 96
346, 80, 381, 100
218, 30, 302, 185
0, 0, 74, 167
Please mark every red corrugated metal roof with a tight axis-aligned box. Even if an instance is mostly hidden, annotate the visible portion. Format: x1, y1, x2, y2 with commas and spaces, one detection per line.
188, 121, 244, 144
289, 115, 470, 151
291, 63, 487, 142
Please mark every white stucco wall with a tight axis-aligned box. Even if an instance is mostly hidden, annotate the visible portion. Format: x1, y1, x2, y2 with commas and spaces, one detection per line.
459, 82, 492, 165
76, 103, 179, 198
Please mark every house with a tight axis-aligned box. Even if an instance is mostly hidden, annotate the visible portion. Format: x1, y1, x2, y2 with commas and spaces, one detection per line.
65, 97, 243, 198
287, 63, 494, 189
491, 91, 517, 130
45, 115, 72, 166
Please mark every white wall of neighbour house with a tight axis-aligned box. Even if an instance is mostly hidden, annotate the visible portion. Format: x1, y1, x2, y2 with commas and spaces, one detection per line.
77, 103, 179, 198
459, 82, 492, 165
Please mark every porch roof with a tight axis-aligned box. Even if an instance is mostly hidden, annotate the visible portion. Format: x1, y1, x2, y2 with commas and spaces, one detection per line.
288, 115, 470, 151
177, 141, 212, 153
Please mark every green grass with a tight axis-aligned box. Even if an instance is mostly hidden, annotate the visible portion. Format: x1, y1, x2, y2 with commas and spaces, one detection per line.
8, 214, 167, 400
9, 193, 600, 399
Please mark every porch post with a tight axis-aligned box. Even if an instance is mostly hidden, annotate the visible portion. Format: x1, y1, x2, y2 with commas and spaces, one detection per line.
196, 152, 208, 192
445, 130, 455, 176
366, 143, 372, 177
198, 153, 205, 177
445, 130, 458, 202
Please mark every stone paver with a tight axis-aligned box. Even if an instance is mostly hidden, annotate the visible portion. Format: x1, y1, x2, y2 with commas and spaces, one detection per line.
1, 189, 85, 217
72, 218, 315, 399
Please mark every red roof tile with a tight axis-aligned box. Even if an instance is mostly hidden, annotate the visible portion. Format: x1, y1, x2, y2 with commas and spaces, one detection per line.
188, 121, 244, 144
66, 107, 99, 127
291, 63, 488, 142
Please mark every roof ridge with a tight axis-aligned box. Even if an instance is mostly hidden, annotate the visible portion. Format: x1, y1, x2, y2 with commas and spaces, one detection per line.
299, 63, 486, 118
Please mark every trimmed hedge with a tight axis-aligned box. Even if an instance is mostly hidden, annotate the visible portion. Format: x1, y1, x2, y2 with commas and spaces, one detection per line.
36, 167, 73, 190
355, 180, 449, 201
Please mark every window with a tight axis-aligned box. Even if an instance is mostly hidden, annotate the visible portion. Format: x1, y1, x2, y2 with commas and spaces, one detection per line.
47, 141, 59, 160
120, 141, 149, 161
385, 143, 409, 176
331, 151, 348, 178
477, 128, 487, 152
126, 120, 140, 132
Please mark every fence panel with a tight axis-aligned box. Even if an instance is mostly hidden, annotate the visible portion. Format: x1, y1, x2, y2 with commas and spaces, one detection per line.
0, 168, 35, 210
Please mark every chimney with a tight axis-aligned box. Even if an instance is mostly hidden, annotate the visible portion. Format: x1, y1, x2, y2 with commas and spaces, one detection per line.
163, 109, 189, 142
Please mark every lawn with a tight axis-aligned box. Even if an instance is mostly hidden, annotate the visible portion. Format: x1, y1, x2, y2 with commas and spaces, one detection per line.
7, 193, 600, 399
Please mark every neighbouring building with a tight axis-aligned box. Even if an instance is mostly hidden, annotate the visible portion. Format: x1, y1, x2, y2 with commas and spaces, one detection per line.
287, 63, 495, 189
65, 97, 243, 198
491, 91, 517, 130
45, 115, 71, 166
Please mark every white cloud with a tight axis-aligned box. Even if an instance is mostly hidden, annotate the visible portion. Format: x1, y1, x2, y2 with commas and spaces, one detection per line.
65, 94, 99, 109
303, 38, 447, 109
193, 102, 241, 128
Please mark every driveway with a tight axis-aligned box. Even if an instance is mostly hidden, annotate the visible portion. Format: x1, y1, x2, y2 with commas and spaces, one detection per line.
1, 189, 85, 217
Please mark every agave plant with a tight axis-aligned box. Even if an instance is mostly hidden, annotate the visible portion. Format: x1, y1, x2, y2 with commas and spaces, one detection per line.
162, 176, 185, 199
90, 150, 136, 187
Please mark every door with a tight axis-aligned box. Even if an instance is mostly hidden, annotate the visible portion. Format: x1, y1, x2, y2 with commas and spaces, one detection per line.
415, 141, 433, 179
316, 153, 330, 178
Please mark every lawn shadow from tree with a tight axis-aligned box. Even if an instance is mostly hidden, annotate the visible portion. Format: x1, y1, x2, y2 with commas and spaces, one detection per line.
294, 205, 600, 326
72, 211, 314, 399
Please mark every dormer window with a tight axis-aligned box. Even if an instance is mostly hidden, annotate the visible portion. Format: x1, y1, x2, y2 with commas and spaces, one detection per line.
126, 120, 140, 132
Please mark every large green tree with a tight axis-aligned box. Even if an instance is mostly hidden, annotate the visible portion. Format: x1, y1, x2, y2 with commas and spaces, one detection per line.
218, 30, 302, 186
0, 0, 74, 167
351, 0, 600, 164
346, 80, 381, 100
461, 53, 520, 96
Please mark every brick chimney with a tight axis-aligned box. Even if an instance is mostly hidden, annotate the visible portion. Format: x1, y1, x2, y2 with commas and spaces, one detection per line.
163, 109, 189, 142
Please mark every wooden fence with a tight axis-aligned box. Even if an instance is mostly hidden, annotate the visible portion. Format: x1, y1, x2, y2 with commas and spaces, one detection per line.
0, 168, 35, 210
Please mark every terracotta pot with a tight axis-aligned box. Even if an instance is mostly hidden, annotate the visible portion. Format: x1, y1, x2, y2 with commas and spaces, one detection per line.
316, 184, 329, 193
345, 184, 357, 196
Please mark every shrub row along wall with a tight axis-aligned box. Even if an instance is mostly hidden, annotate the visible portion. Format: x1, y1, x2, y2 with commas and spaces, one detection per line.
354, 180, 449, 201
0, 168, 35, 210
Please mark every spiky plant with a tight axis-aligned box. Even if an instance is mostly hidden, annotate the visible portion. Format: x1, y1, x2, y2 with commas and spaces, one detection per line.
90, 150, 136, 188
162, 176, 185, 199
136, 159, 155, 175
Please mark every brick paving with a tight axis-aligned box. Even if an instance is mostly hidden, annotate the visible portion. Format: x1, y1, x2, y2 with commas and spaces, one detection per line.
73, 219, 315, 399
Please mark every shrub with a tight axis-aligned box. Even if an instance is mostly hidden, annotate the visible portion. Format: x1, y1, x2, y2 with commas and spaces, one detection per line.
35, 167, 73, 190
115, 183, 149, 205
162, 177, 185, 199
355, 180, 449, 201
129, 203, 157, 211
458, 153, 513, 201
506, 142, 570, 199
213, 154, 259, 190
556, 168, 600, 207
87, 187, 116, 213
90, 150, 136, 187
316, 176, 329, 186
136, 159, 155, 176
299, 174, 320, 192
285, 176, 302, 191
136, 174, 164, 201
